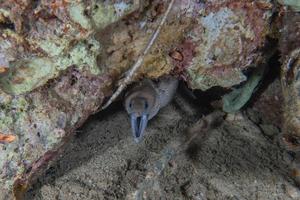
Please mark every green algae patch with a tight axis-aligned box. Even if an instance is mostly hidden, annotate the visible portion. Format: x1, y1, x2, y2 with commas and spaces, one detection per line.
187, 67, 247, 91
91, 1, 137, 30
0, 58, 55, 95
68, 1, 139, 30
0, 91, 13, 133
0, 95, 31, 190
68, 1, 139, 31
0, 37, 101, 95
0, 95, 30, 125
91, 3, 118, 29
68, 2, 92, 30
278, 0, 300, 11
0, 8, 10, 18
0, 115, 13, 134
55, 38, 101, 75
37, 38, 69, 57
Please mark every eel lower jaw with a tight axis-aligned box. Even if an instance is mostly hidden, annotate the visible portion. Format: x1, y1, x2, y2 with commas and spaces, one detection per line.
130, 113, 148, 143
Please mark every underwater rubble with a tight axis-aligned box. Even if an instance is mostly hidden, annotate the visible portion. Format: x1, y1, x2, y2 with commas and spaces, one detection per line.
0, 0, 298, 199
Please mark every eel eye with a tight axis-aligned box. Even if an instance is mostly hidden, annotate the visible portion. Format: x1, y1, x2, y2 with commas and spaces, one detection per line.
129, 102, 133, 108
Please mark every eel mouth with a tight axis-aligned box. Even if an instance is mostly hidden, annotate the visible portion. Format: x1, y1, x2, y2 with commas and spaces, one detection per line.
130, 113, 148, 143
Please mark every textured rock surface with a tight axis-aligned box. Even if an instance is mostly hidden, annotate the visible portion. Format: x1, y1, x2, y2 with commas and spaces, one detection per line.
279, 9, 300, 186
0, 0, 139, 198
0, 0, 281, 199
279, 10, 300, 149
184, 1, 273, 90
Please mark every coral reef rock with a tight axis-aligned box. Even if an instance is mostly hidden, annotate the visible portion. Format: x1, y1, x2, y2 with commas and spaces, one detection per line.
0, 0, 277, 199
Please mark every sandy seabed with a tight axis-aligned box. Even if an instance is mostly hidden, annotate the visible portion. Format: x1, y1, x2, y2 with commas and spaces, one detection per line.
25, 91, 297, 200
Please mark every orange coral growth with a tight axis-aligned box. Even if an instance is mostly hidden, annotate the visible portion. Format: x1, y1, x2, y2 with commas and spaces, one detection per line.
0, 66, 8, 74
0, 133, 16, 143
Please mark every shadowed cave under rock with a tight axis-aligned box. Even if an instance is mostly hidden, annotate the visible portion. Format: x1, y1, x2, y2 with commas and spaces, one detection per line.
24, 75, 299, 200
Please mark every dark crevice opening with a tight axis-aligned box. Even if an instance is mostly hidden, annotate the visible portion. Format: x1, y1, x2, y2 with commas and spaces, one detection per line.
0, 19, 15, 31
